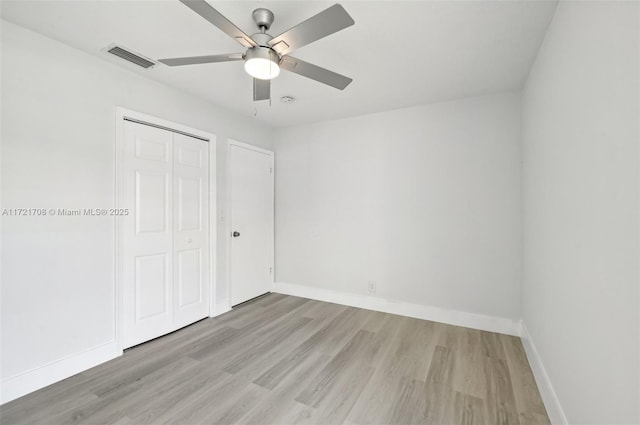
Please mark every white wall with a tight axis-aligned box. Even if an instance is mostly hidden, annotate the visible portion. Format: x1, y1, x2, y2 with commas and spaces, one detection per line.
521, 2, 639, 424
0, 20, 273, 401
274, 92, 522, 323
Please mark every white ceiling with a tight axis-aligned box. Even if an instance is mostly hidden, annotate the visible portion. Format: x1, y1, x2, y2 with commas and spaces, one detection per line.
1, 0, 557, 128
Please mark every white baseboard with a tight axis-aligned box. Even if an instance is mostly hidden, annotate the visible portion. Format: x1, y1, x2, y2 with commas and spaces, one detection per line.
520, 323, 568, 425
0, 340, 120, 404
3, 296, 230, 405
273, 281, 522, 336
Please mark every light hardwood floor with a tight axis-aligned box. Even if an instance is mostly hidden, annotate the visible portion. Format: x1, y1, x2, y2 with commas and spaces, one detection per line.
1, 294, 550, 425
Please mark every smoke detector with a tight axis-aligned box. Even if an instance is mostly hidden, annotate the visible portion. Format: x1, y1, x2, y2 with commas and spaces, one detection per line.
280, 96, 295, 104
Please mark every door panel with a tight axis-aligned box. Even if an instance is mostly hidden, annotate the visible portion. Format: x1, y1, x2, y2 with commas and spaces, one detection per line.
229, 143, 273, 306
177, 176, 201, 232
177, 248, 202, 307
135, 253, 170, 320
135, 137, 170, 162
173, 133, 209, 329
135, 172, 170, 234
177, 144, 202, 168
123, 121, 174, 348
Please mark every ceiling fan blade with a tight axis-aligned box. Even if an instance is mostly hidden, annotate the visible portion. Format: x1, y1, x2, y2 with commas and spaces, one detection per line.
179, 0, 256, 48
253, 78, 270, 101
268, 4, 354, 55
159, 53, 243, 66
280, 56, 352, 90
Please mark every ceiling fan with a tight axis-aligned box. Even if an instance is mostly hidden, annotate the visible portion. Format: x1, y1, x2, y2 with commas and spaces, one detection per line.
158, 0, 355, 101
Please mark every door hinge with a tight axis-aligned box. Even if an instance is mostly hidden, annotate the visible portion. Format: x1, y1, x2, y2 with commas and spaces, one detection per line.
269, 167, 273, 174
269, 267, 273, 274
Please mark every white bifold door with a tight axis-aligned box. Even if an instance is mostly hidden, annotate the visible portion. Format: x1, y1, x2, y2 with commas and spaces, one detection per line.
229, 142, 274, 306
122, 120, 209, 348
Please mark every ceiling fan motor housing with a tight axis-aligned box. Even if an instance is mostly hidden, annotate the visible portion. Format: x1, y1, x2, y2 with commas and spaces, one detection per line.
250, 32, 275, 48
244, 31, 280, 70
244, 46, 279, 65
245, 32, 281, 67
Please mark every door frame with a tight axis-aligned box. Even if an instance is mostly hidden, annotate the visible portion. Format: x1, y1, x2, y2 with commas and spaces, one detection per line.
115, 107, 217, 353
226, 139, 275, 309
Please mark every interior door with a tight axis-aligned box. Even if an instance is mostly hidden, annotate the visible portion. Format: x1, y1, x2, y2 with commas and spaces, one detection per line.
173, 133, 209, 329
122, 120, 210, 348
123, 121, 174, 348
229, 142, 274, 306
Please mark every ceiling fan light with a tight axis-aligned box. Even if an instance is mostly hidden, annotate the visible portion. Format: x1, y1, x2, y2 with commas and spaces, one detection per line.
245, 58, 280, 80
244, 47, 280, 80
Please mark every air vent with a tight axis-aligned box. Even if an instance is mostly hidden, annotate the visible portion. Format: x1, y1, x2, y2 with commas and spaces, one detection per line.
107, 45, 156, 69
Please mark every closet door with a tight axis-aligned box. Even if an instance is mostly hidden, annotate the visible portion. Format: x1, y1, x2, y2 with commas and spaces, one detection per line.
122, 121, 210, 349
173, 133, 209, 329
123, 121, 174, 348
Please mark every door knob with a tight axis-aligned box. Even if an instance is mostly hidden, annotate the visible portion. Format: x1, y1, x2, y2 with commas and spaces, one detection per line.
232, 231, 240, 237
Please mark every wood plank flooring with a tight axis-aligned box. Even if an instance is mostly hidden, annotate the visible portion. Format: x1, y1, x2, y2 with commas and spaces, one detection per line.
0, 294, 550, 425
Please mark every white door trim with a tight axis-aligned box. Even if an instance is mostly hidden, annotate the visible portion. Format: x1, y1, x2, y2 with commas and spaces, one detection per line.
115, 107, 217, 354
226, 139, 275, 309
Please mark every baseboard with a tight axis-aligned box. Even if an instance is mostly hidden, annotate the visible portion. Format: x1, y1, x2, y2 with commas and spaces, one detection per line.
520, 323, 568, 425
273, 281, 522, 336
0, 340, 120, 404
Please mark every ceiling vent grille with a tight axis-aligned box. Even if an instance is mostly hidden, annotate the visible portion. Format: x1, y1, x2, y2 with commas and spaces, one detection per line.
107, 45, 156, 69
